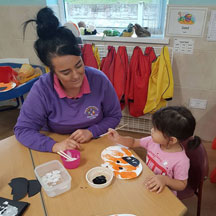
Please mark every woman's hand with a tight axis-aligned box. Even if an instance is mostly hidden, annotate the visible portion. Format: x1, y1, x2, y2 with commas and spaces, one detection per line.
52, 137, 81, 152
70, 129, 93, 143
144, 175, 167, 193
107, 128, 120, 142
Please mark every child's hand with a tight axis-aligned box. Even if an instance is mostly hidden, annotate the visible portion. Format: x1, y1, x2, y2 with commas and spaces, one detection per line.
107, 128, 135, 148
144, 175, 167, 193
107, 128, 120, 142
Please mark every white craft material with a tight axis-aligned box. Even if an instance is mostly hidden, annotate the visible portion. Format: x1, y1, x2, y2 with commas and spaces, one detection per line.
0, 201, 18, 216
34, 160, 71, 197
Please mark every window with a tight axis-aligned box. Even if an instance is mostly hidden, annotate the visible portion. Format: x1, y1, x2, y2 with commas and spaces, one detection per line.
60, 0, 167, 36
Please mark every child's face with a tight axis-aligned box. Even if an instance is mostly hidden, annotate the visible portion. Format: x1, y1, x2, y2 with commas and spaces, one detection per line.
151, 127, 169, 145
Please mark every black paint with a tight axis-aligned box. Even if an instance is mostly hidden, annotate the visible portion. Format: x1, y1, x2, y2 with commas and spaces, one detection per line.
92, 175, 107, 184
122, 156, 140, 167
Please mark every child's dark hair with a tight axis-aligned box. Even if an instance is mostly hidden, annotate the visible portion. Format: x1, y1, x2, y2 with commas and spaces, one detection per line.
23, 7, 81, 68
152, 106, 201, 149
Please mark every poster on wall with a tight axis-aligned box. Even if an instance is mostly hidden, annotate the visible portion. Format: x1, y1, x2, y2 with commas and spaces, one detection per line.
166, 6, 208, 37
173, 38, 194, 54
207, 10, 216, 41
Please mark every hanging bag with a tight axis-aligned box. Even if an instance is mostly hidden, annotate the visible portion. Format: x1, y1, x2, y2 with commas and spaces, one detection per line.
144, 46, 174, 114
82, 44, 98, 69
113, 46, 129, 110
100, 46, 116, 84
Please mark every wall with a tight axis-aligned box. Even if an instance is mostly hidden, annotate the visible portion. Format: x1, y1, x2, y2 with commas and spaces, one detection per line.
166, 1, 216, 141
0, 0, 46, 65
0, 0, 46, 107
0, 0, 59, 65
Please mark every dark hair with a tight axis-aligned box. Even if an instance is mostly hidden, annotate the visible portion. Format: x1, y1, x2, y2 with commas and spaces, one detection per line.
23, 7, 81, 68
152, 106, 201, 149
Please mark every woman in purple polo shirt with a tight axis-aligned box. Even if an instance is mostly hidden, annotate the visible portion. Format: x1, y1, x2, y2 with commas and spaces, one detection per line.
14, 7, 122, 152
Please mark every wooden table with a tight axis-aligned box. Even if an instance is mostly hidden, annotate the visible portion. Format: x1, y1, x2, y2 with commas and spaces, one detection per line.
31, 132, 187, 216
0, 136, 45, 216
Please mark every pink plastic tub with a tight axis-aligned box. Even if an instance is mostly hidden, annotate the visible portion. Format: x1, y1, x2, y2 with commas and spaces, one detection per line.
60, 149, 80, 169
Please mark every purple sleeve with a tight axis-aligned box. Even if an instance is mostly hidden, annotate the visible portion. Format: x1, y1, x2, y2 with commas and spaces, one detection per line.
87, 80, 122, 137
14, 83, 56, 152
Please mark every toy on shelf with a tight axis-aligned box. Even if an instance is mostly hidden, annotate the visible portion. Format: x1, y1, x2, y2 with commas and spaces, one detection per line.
64, 21, 80, 37
134, 23, 151, 37
64, 21, 82, 44
78, 21, 86, 35
84, 25, 97, 35
120, 23, 134, 37
103, 29, 120, 37
78, 21, 97, 35
78, 21, 86, 28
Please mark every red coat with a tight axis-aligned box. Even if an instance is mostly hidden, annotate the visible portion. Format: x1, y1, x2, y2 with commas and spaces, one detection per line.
126, 46, 156, 117
113, 46, 129, 110
82, 44, 98, 69
100, 46, 116, 84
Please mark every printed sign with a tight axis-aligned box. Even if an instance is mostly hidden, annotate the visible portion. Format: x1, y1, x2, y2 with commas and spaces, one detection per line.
166, 6, 207, 37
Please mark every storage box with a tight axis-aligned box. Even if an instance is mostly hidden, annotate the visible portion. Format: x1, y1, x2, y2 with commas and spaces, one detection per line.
34, 160, 71, 197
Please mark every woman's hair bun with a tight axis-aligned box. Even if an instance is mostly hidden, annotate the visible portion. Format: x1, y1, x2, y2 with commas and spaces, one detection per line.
36, 7, 60, 39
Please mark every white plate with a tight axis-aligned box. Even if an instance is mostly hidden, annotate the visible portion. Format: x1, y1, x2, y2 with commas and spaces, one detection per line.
101, 146, 142, 179
0, 82, 16, 92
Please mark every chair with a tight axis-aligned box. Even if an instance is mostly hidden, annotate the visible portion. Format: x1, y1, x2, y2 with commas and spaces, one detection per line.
177, 140, 209, 216
0, 63, 46, 111
210, 137, 216, 183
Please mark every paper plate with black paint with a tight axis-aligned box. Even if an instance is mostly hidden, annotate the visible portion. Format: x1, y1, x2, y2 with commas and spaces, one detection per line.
101, 146, 142, 179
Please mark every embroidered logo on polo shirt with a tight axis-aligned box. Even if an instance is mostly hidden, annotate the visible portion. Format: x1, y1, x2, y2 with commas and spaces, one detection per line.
85, 106, 99, 119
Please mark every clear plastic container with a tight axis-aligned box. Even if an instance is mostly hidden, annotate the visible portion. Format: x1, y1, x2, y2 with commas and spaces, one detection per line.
34, 160, 71, 197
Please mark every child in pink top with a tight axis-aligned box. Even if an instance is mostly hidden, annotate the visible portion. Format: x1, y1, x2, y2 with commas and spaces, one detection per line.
108, 106, 201, 194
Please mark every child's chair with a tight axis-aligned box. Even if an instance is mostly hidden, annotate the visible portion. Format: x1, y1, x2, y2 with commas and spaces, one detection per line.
177, 140, 209, 216
210, 137, 216, 183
